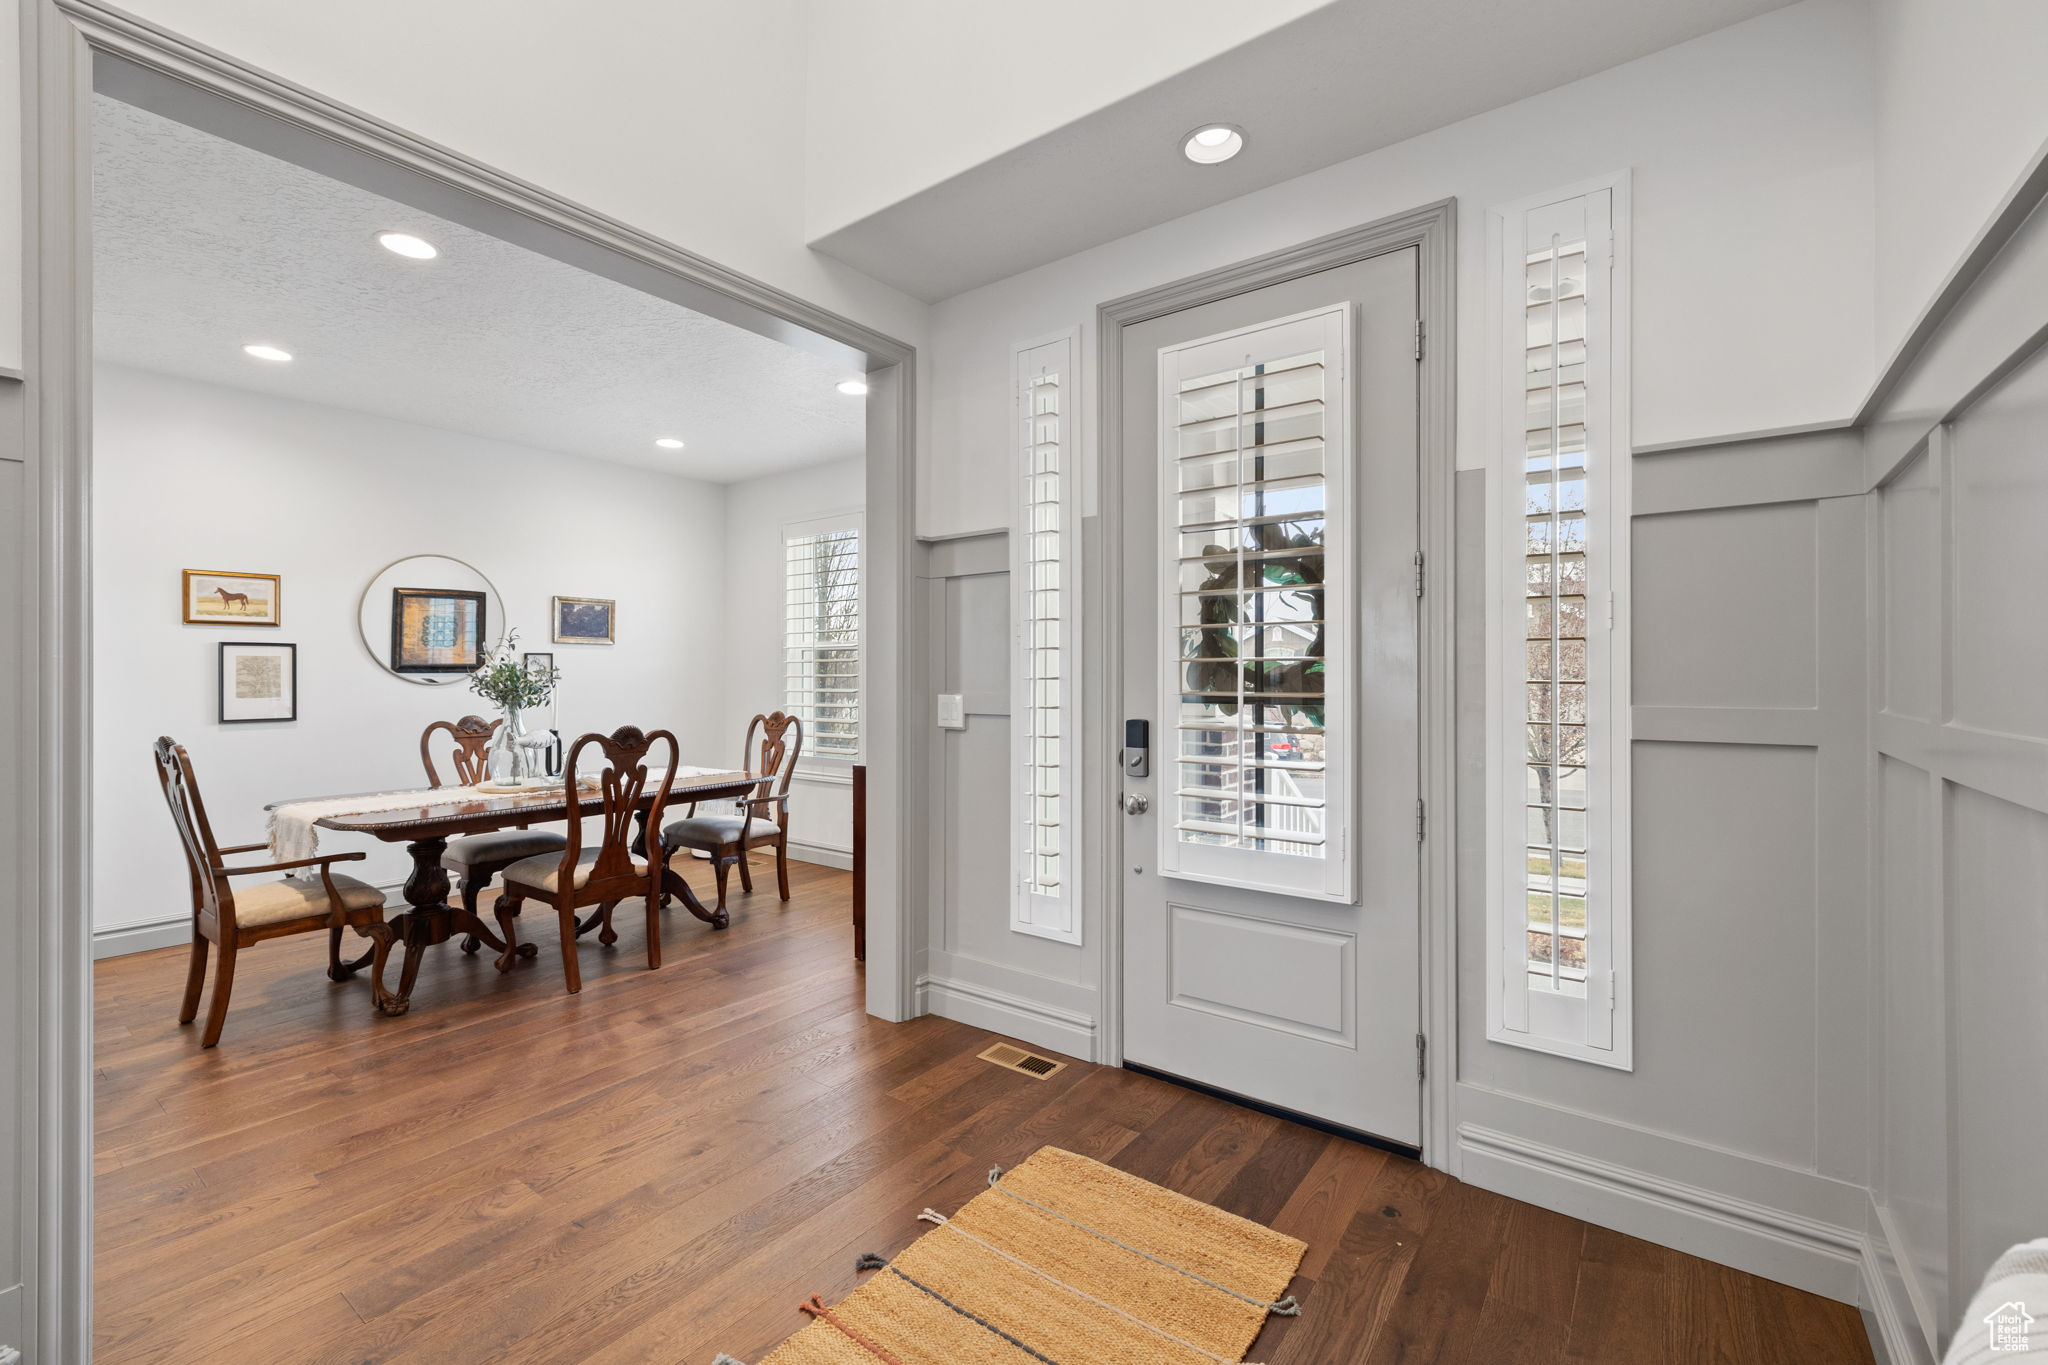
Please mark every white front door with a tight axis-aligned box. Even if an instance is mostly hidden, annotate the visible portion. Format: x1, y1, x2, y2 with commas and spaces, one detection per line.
1119, 249, 1422, 1147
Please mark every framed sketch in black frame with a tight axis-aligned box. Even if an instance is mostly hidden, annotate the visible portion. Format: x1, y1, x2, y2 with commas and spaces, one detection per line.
219, 641, 297, 723
390, 586, 487, 674
523, 651, 554, 676
552, 595, 615, 645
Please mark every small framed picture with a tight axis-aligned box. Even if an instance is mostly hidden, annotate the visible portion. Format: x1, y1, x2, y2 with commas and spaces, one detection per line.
219, 641, 296, 723
184, 570, 281, 627
552, 596, 616, 645
391, 587, 486, 674
523, 651, 554, 675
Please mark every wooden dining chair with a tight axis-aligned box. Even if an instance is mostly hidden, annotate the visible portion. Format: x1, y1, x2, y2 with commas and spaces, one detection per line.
493, 725, 680, 994
421, 715, 567, 951
153, 736, 395, 1046
662, 711, 803, 911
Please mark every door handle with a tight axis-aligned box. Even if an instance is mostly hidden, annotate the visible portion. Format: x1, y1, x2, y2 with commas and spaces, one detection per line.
1121, 793, 1150, 815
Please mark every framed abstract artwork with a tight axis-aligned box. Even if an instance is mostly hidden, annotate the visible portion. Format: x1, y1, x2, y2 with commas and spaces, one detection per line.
552, 596, 615, 645
390, 587, 487, 674
218, 641, 296, 723
523, 651, 555, 675
184, 569, 281, 626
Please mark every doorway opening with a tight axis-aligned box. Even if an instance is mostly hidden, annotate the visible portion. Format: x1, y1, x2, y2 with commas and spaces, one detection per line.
22, 14, 917, 1358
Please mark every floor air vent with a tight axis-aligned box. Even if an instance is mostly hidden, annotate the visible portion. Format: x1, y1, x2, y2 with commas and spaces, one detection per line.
978, 1043, 1067, 1080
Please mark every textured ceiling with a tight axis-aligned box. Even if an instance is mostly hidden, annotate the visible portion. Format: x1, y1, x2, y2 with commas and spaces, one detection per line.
92, 96, 865, 482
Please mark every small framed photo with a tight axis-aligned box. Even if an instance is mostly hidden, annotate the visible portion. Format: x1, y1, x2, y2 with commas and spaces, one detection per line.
391, 587, 487, 674
523, 651, 554, 676
184, 570, 281, 627
218, 641, 296, 723
552, 596, 616, 645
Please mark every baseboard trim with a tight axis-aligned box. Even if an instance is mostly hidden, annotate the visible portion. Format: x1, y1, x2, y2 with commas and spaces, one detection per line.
1860, 1197, 1940, 1365
787, 840, 853, 870
1458, 1122, 1864, 1302
917, 974, 1096, 1062
92, 917, 189, 959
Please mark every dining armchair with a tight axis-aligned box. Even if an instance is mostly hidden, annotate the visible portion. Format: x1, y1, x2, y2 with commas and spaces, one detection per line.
493, 724, 680, 994
662, 711, 802, 911
421, 715, 567, 952
153, 736, 395, 1046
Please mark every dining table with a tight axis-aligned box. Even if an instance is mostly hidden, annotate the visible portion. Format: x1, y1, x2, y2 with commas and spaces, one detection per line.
269, 767, 756, 1016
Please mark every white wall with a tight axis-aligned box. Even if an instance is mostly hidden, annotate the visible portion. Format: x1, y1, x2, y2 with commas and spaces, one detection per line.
1871, 0, 2048, 361
91, 364, 732, 932
904, 0, 1901, 1310
921, 0, 1876, 538
720, 454, 866, 861
798, 0, 1332, 241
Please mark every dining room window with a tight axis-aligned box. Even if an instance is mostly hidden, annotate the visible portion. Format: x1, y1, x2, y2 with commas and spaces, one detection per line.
1012, 330, 1081, 943
1487, 175, 1632, 1069
784, 513, 862, 761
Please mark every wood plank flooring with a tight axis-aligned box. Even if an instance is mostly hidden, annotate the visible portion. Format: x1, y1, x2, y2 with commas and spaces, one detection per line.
95, 858, 1873, 1364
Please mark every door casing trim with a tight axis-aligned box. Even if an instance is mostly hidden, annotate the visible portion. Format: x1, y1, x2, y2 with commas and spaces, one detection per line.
1089, 199, 1457, 1170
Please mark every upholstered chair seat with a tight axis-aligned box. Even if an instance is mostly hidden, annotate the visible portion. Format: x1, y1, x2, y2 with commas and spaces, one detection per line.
419, 715, 570, 957
502, 847, 648, 895
154, 735, 397, 1046
661, 711, 803, 913
443, 828, 567, 867
228, 872, 388, 927
663, 814, 781, 848
491, 725, 681, 994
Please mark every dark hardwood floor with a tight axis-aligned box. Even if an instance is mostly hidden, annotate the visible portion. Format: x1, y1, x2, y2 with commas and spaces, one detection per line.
94, 858, 1873, 1364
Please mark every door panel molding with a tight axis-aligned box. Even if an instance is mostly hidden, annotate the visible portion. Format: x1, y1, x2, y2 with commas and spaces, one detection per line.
1092, 200, 1457, 1167
1166, 902, 1358, 1046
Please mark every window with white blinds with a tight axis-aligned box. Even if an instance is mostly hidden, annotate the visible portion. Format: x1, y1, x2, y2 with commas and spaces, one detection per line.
1012, 331, 1080, 943
1158, 306, 1354, 903
1488, 176, 1632, 1068
784, 516, 862, 760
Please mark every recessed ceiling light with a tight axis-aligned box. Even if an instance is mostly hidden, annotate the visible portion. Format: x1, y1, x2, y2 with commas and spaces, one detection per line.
654, 437, 685, 450
376, 231, 439, 260
1181, 124, 1245, 165
837, 379, 869, 396
242, 344, 293, 363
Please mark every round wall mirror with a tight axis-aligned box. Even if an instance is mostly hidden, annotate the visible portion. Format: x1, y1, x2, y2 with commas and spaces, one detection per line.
357, 554, 506, 687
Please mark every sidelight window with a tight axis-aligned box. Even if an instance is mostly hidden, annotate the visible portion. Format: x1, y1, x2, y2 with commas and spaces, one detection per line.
1013, 331, 1081, 943
1489, 177, 1632, 1068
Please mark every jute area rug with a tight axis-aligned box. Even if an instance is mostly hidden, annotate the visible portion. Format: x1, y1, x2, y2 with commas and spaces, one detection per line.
716, 1145, 1308, 1365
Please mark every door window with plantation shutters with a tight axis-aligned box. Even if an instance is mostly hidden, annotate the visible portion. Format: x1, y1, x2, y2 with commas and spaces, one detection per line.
1489, 177, 1632, 1069
1157, 305, 1355, 903
783, 515, 861, 760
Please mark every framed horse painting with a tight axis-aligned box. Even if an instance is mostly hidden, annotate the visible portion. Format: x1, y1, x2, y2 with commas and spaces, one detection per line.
183, 569, 282, 626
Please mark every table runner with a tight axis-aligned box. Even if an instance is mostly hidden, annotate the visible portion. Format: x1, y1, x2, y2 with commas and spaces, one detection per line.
268, 787, 487, 871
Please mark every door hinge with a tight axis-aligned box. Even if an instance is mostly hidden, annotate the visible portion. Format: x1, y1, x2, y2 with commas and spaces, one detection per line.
1606, 969, 1618, 1013
1416, 798, 1426, 842
1416, 1033, 1427, 1080
1413, 550, 1425, 598
1413, 318, 1425, 361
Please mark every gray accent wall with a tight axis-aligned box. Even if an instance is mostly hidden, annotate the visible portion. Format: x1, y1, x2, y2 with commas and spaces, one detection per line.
915, 531, 1098, 1056
1455, 435, 1877, 1302
1866, 331, 2048, 1361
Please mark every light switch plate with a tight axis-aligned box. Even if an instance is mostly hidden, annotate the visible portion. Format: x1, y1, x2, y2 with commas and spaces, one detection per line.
935, 694, 966, 729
